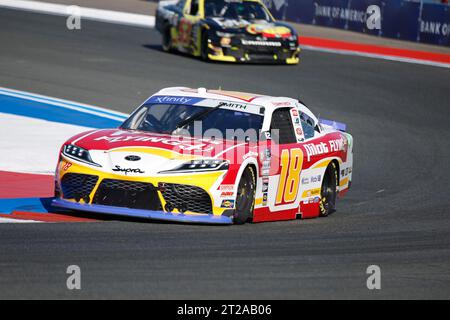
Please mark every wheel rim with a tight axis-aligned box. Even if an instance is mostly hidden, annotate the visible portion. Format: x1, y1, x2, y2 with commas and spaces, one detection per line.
320, 166, 336, 214
235, 170, 255, 218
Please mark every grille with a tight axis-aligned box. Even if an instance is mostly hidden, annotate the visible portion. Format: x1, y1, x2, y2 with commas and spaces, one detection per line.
160, 183, 212, 214
61, 173, 98, 200
93, 179, 161, 211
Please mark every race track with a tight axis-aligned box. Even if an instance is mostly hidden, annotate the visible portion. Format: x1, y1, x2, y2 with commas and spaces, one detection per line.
1, 9, 450, 299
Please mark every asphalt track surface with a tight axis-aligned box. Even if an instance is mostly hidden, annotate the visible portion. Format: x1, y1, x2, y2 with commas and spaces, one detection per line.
1, 9, 450, 299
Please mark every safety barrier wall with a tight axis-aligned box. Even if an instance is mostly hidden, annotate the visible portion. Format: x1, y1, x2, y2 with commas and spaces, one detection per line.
263, 0, 449, 46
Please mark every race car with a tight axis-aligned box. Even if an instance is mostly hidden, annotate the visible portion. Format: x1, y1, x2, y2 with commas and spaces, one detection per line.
52, 87, 353, 224
155, 0, 300, 64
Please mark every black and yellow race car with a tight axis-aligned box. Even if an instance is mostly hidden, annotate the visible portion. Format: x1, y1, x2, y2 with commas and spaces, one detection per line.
155, 0, 300, 64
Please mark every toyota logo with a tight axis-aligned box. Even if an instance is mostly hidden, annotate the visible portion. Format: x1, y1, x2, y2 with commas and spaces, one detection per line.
125, 155, 141, 161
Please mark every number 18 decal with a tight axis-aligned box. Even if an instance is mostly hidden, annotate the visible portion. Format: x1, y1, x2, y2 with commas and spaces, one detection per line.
276, 148, 303, 205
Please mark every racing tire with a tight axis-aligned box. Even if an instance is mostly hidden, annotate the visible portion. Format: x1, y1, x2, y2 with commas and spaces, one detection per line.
161, 24, 173, 52
200, 31, 210, 62
233, 166, 256, 225
319, 162, 338, 217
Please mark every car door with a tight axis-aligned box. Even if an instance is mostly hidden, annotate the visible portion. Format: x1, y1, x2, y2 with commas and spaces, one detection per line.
177, 0, 202, 53
268, 107, 305, 213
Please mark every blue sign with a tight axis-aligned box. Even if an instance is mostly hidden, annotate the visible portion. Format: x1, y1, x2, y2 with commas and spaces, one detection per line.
264, 0, 449, 47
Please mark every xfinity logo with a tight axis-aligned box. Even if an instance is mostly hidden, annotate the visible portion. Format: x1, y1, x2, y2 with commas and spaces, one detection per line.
155, 96, 192, 104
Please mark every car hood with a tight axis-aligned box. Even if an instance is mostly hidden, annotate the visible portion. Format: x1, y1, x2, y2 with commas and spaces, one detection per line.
66, 129, 252, 175
206, 18, 293, 38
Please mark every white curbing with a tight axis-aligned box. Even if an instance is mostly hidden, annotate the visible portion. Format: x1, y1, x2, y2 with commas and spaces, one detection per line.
0, 0, 155, 28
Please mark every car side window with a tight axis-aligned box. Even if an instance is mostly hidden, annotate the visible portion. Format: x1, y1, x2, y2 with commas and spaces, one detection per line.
177, 0, 186, 10
188, 0, 199, 15
270, 108, 297, 144
300, 112, 315, 140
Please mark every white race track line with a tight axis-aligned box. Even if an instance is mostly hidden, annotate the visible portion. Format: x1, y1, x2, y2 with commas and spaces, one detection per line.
0, 217, 42, 223
0, 0, 155, 28
0, 0, 448, 68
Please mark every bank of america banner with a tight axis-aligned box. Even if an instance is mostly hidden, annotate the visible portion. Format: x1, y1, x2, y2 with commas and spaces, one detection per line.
263, 0, 449, 47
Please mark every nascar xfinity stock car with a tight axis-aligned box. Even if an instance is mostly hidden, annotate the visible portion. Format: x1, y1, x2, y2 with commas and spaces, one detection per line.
51, 87, 353, 225
155, 0, 300, 64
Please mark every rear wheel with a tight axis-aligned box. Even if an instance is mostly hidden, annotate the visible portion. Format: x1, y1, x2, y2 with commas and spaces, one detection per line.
161, 24, 173, 52
319, 162, 338, 217
200, 31, 210, 61
233, 167, 256, 225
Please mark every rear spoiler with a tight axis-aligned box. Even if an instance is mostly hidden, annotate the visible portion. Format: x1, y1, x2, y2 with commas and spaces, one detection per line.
319, 118, 347, 132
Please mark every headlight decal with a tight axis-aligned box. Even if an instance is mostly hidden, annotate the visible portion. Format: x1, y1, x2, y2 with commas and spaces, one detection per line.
62, 144, 101, 167
159, 159, 229, 174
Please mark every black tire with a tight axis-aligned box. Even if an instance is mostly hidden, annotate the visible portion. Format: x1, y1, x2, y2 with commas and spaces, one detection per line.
233, 166, 256, 225
161, 24, 172, 52
200, 31, 210, 62
319, 162, 338, 217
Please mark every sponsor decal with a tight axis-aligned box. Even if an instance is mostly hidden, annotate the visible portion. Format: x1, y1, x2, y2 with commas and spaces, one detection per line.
146, 95, 204, 105
112, 165, 145, 175
304, 142, 328, 161
262, 169, 270, 176
220, 191, 234, 198
304, 138, 346, 161
313, 196, 320, 203
241, 39, 282, 47
272, 101, 292, 107
262, 183, 269, 193
291, 109, 298, 117
221, 200, 235, 209
219, 185, 235, 198
125, 155, 141, 161
218, 102, 248, 110
262, 160, 271, 170
296, 127, 303, 136
62, 161, 72, 171
301, 177, 310, 185
219, 185, 234, 191
311, 175, 321, 183
94, 134, 220, 151
262, 193, 268, 206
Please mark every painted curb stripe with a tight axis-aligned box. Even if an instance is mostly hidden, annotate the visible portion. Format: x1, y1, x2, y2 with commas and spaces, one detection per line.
0, 212, 98, 222
0, 93, 123, 128
0, 87, 128, 119
300, 36, 450, 68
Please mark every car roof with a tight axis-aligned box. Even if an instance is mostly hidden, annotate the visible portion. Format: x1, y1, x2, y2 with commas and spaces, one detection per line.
149, 87, 316, 121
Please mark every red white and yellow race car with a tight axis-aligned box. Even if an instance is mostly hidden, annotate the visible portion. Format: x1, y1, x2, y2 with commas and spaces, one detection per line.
52, 87, 353, 224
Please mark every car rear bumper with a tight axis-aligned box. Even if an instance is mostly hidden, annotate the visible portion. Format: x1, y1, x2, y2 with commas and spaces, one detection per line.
52, 198, 233, 225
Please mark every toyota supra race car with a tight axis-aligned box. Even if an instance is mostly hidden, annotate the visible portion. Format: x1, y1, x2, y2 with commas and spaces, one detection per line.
52, 87, 353, 225
155, 0, 301, 64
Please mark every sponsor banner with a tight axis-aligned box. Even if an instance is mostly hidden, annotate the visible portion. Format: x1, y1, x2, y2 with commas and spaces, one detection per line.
419, 3, 450, 46
264, 0, 449, 47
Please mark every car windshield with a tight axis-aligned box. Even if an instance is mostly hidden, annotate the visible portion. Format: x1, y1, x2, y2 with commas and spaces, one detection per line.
204, 0, 272, 21
120, 104, 264, 141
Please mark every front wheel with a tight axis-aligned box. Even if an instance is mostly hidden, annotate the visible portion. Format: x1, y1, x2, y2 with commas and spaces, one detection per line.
319, 162, 338, 217
233, 167, 256, 225
161, 25, 173, 52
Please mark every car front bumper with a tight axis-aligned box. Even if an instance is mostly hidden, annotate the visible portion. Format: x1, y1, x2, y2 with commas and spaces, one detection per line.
207, 43, 300, 64
52, 198, 233, 225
